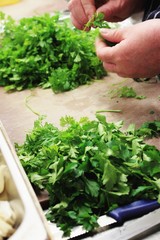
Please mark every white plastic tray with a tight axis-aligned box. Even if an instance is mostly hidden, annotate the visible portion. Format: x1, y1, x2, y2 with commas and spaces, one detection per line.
0, 121, 53, 240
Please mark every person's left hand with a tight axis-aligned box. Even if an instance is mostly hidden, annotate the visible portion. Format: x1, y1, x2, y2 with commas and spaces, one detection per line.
95, 19, 160, 78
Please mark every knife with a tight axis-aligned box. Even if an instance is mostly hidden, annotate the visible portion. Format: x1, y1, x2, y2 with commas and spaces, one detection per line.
108, 199, 160, 224
47, 199, 160, 240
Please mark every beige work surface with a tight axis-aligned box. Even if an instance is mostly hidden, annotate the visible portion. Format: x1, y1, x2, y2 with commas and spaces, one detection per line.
0, 0, 160, 151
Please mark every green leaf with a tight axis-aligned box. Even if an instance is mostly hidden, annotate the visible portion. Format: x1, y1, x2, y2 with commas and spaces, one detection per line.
84, 178, 100, 197
102, 161, 118, 189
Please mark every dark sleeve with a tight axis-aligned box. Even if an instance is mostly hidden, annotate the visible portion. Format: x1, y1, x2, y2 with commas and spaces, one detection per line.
143, 0, 160, 20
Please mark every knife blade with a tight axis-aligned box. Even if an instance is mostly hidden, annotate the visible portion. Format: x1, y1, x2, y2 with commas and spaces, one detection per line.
84, 208, 160, 240
47, 199, 160, 239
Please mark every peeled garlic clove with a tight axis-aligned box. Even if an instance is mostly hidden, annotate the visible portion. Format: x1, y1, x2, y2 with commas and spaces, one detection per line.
0, 217, 15, 238
0, 165, 6, 193
0, 201, 16, 226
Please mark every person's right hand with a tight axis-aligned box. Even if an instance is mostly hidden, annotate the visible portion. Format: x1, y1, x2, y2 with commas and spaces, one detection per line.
68, 0, 145, 30
95, 19, 160, 78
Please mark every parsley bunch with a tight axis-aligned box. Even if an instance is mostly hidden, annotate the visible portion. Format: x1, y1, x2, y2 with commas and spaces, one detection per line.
0, 12, 106, 92
16, 114, 160, 236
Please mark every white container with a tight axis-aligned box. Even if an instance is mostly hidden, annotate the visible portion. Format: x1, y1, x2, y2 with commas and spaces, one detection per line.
0, 121, 53, 240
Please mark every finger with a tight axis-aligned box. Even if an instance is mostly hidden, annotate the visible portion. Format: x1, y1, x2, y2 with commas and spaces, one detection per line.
70, 13, 84, 30
103, 62, 117, 73
96, 1, 123, 22
100, 28, 124, 44
96, 1, 113, 17
103, 63, 130, 77
68, 0, 89, 29
68, 0, 96, 29
81, 0, 96, 19
95, 37, 115, 62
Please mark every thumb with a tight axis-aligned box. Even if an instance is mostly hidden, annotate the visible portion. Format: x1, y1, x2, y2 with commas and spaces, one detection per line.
97, 1, 123, 22
100, 28, 124, 44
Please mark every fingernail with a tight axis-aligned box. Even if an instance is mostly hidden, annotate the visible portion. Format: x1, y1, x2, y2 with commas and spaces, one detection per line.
100, 28, 109, 34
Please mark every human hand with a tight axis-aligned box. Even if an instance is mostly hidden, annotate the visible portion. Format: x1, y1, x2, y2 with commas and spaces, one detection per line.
96, 0, 145, 22
68, 0, 96, 30
68, 0, 145, 30
95, 19, 160, 78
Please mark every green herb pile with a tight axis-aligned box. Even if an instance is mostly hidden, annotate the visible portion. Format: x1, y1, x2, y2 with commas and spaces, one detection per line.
109, 85, 146, 99
15, 114, 160, 236
0, 12, 106, 92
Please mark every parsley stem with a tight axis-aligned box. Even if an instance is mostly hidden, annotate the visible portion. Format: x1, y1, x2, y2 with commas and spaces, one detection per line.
25, 94, 40, 116
96, 110, 122, 113
83, 15, 95, 31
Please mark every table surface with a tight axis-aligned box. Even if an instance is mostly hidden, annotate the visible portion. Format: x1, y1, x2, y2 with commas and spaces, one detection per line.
0, 1, 160, 239
0, 0, 160, 147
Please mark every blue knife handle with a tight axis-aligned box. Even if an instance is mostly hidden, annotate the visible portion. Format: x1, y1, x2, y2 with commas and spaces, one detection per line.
108, 200, 160, 223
